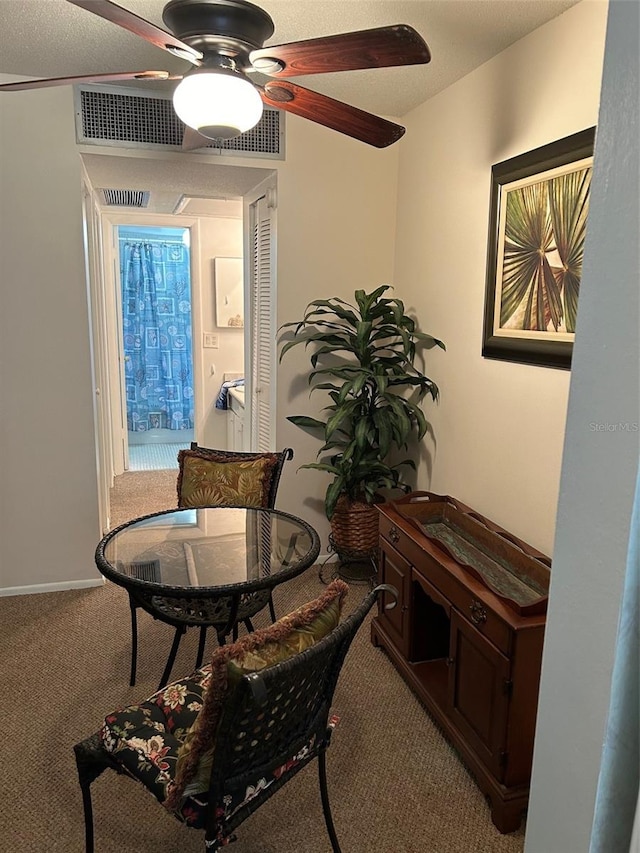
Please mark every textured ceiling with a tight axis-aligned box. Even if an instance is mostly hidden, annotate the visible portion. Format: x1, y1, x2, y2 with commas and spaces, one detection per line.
0, 0, 581, 211
1, 0, 580, 116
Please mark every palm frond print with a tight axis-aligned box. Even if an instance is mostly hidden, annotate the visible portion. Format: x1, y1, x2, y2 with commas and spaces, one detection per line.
500, 166, 591, 333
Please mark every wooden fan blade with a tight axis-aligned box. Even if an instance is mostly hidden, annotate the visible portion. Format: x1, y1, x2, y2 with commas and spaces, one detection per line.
250, 25, 430, 77
0, 70, 174, 92
261, 81, 404, 148
67, 0, 202, 63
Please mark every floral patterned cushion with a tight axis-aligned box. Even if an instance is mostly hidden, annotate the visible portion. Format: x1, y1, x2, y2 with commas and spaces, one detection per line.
101, 579, 349, 828
101, 668, 211, 826
177, 448, 279, 508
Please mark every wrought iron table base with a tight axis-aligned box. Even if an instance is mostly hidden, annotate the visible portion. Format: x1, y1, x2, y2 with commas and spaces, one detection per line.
128, 587, 276, 690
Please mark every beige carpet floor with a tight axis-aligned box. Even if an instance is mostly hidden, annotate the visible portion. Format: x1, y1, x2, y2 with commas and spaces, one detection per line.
0, 471, 527, 852
109, 469, 179, 527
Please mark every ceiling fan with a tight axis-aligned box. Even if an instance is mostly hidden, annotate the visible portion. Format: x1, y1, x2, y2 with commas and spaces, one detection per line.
0, 0, 431, 148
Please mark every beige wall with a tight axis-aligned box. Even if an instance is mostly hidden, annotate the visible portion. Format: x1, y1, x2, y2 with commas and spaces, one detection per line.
393, 0, 608, 555
273, 114, 400, 544
0, 82, 101, 590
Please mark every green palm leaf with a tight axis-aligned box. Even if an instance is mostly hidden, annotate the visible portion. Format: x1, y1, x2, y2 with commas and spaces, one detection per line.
549, 167, 591, 332
501, 181, 567, 331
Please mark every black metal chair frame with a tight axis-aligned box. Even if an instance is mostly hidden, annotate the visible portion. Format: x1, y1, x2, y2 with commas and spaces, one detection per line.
120, 445, 294, 687
74, 583, 397, 853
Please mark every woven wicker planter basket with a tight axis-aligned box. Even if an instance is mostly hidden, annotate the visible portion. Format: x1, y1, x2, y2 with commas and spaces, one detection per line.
330, 494, 380, 557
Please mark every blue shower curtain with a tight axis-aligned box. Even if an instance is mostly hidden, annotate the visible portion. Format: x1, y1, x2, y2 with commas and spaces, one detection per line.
120, 239, 194, 432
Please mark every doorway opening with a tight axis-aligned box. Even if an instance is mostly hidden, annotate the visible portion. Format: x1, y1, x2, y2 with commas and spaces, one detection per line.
82, 162, 277, 532
117, 224, 194, 470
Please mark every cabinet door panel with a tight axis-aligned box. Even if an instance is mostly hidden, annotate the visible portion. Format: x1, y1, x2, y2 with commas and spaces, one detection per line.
449, 611, 510, 780
378, 540, 411, 656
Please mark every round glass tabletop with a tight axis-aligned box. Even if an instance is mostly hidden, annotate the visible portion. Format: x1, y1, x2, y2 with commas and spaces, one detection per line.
96, 506, 320, 594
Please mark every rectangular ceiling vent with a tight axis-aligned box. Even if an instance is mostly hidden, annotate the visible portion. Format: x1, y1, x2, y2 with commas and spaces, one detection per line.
75, 85, 284, 160
100, 188, 150, 208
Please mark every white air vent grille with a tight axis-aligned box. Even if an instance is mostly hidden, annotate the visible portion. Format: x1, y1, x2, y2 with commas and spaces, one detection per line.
76, 87, 284, 159
101, 188, 150, 208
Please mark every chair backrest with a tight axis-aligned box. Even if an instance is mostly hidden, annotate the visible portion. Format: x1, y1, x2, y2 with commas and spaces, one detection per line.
177, 443, 294, 509
204, 584, 394, 844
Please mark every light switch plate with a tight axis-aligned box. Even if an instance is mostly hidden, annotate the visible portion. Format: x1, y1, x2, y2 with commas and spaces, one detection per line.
203, 332, 219, 348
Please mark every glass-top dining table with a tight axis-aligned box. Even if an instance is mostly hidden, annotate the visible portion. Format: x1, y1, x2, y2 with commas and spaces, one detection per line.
96, 506, 321, 687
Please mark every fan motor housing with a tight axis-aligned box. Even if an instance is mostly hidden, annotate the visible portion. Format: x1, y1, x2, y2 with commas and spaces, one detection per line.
163, 0, 275, 54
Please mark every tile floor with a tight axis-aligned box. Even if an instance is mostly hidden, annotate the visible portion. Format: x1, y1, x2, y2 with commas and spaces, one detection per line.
127, 443, 188, 471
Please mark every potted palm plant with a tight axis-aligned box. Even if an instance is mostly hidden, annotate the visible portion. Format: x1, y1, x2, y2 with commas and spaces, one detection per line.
278, 285, 445, 556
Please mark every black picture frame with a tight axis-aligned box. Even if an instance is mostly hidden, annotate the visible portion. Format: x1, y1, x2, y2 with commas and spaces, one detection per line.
482, 127, 596, 369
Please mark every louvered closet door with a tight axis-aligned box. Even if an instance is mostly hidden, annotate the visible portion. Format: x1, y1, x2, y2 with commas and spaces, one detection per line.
249, 191, 276, 453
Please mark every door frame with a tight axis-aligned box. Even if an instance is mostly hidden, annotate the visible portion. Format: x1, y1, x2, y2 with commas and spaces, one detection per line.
80, 179, 113, 533
101, 212, 203, 475
243, 173, 277, 452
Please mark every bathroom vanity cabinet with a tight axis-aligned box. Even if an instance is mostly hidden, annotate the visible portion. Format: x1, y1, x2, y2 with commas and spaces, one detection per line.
226, 386, 245, 451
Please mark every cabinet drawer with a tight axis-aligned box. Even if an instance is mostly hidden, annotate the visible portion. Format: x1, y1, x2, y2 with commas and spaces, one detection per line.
380, 514, 426, 567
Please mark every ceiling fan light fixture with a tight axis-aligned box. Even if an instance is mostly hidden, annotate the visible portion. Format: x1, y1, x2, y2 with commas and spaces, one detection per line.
173, 67, 263, 140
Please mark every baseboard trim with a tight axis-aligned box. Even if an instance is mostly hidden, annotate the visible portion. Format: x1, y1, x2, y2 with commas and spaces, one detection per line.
0, 577, 105, 597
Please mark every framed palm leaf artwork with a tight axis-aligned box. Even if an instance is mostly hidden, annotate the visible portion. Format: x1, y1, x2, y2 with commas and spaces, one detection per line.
482, 127, 595, 368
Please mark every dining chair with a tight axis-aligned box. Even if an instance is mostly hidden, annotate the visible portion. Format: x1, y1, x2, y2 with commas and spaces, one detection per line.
74, 581, 397, 852
126, 444, 294, 687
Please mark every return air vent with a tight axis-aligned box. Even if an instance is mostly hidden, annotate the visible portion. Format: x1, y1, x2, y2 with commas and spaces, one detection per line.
75, 85, 284, 159
100, 188, 150, 208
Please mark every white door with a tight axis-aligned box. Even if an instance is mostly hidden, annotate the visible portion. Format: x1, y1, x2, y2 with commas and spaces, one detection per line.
245, 178, 277, 453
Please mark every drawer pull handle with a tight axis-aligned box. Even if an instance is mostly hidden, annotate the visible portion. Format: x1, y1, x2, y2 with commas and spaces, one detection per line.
470, 600, 487, 625
389, 526, 400, 543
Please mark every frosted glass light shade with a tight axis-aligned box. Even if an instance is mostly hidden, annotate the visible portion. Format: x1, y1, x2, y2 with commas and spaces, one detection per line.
173, 71, 264, 140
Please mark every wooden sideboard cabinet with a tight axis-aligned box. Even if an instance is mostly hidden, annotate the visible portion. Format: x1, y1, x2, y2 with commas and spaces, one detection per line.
371, 491, 551, 833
